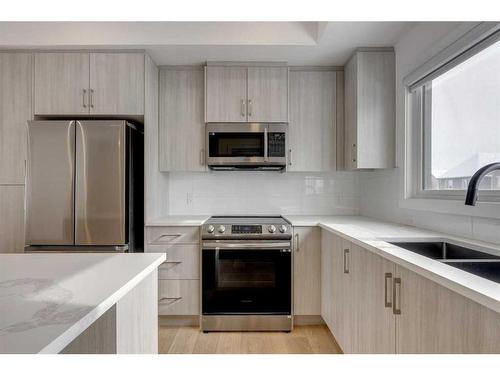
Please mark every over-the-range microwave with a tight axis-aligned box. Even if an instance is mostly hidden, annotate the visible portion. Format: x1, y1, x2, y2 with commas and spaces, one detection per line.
206, 123, 288, 171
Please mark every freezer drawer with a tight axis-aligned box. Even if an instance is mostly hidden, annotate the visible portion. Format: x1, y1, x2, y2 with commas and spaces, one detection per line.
26, 120, 75, 245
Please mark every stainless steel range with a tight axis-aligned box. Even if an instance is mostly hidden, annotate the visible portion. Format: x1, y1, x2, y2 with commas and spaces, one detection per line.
201, 216, 293, 332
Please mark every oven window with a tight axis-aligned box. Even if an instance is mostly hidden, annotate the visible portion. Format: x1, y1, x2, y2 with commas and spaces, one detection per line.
217, 259, 276, 289
208, 132, 264, 157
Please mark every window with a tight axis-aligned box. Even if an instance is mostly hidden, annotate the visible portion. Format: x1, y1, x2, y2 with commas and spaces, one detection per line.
409, 30, 500, 199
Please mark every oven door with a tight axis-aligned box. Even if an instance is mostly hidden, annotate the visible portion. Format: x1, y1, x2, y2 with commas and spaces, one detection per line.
202, 240, 292, 315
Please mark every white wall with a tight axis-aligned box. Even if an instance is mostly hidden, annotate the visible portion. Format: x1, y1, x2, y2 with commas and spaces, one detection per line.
166, 171, 361, 216
360, 22, 500, 244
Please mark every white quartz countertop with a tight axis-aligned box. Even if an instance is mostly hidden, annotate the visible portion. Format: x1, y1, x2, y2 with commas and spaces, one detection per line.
146, 215, 210, 226
0, 253, 165, 354
287, 215, 500, 314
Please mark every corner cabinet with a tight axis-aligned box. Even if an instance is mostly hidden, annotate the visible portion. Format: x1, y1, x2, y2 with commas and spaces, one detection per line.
344, 49, 395, 169
288, 69, 338, 171
205, 64, 288, 123
159, 68, 206, 172
321, 229, 500, 353
34, 52, 144, 116
293, 227, 321, 316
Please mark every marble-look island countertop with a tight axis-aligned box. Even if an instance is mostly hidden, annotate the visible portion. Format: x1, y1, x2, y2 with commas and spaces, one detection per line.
0, 253, 165, 354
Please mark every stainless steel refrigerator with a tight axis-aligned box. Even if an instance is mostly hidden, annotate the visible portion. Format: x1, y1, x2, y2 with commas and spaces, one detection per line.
26, 120, 143, 252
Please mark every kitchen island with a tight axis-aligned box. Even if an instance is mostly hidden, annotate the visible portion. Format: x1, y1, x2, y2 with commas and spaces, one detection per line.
0, 253, 165, 354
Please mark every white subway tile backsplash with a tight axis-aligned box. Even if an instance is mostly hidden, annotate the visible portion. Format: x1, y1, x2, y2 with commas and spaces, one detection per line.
165, 171, 361, 216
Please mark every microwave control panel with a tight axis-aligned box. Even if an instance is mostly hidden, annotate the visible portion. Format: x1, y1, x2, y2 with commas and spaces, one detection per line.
268, 133, 286, 157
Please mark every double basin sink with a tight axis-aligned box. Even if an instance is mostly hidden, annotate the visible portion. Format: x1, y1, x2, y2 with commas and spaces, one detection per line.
389, 241, 500, 283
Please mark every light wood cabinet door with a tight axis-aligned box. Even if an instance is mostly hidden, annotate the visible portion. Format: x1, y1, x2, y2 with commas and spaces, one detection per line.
247, 67, 288, 123
89, 53, 144, 115
34, 52, 90, 115
293, 226, 321, 315
350, 243, 395, 353
205, 66, 247, 122
344, 50, 395, 169
395, 265, 500, 353
288, 70, 336, 171
320, 230, 334, 329
0, 186, 25, 253
0, 53, 32, 184
159, 69, 205, 171
329, 235, 354, 353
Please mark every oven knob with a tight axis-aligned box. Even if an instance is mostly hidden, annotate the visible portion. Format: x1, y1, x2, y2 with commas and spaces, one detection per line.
206, 225, 215, 234
268, 225, 276, 233
279, 225, 287, 233
218, 225, 226, 233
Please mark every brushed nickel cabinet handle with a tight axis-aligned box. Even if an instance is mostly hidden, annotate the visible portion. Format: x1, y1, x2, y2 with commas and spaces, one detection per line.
294, 233, 299, 252
288, 149, 292, 166
384, 273, 393, 308
82, 89, 87, 108
90, 89, 94, 108
241, 99, 246, 117
393, 277, 401, 315
159, 297, 182, 306
343, 248, 350, 274
248, 99, 253, 117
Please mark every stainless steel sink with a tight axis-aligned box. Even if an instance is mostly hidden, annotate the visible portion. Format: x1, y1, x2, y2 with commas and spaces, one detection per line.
388, 241, 500, 260
444, 261, 500, 283
388, 240, 500, 283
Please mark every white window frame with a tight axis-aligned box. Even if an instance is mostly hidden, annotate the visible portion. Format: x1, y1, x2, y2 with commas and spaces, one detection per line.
402, 22, 500, 219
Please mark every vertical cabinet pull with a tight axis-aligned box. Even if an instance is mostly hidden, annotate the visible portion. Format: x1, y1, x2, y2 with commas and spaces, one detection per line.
343, 248, 350, 274
82, 89, 87, 108
294, 233, 299, 252
90, 89, 94, 108
384, 273, 393, 308
393, 277, 401, 315
248, 99, 253, 117
288, 149, 292, 166
200, 149, 205, 165
264, 127, 268, 161
240, 99, 246, 117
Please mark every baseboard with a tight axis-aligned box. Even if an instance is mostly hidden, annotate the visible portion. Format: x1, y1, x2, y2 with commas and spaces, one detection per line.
293, 315, 325, 326
159, 315, 200, 327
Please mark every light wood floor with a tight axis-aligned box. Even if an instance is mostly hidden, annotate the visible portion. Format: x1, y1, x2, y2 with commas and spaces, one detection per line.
158, 325, 342, 354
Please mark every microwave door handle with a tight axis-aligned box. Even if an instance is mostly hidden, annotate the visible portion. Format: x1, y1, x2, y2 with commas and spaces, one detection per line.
264, 127, 268, 162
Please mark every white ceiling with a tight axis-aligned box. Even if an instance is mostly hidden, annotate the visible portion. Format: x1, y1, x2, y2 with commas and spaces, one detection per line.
0, 22, 416, 65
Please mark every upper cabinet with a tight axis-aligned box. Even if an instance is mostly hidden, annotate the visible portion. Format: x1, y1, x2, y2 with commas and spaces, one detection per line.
205, 64, 288, 123
159, 68, 206, 172
247, 67, 288, 122
0, 52, 32, 185
34, 52, 144, 116
34, 53, 89, 116
344, 49, 395, 170
288, 69, 338, 172
89, 53, 144, 115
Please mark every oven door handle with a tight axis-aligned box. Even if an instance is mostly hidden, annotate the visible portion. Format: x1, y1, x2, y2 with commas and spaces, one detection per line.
202, 241, 291, 250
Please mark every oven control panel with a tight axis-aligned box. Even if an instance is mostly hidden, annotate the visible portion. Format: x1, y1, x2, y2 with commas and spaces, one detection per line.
232, 225, 262, 234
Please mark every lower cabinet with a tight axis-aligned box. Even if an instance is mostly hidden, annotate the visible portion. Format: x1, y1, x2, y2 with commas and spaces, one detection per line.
396, 265, 500, 353
158, 279, 199, 315
145, 225, 200, 317
293, 226, 321, 315
0, 186, 25, 253
321, 229, 500, 354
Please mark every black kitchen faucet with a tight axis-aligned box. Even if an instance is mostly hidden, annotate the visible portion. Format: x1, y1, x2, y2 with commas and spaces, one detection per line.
465, 162, 500, 205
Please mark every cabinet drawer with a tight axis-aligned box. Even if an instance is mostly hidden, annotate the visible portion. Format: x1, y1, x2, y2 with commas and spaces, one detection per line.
146, 226, 199, 245
158, 280, 199, 315
145, 244, 199, 280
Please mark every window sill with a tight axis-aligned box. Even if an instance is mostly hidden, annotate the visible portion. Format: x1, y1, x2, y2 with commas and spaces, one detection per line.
399, 197, 500, 220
